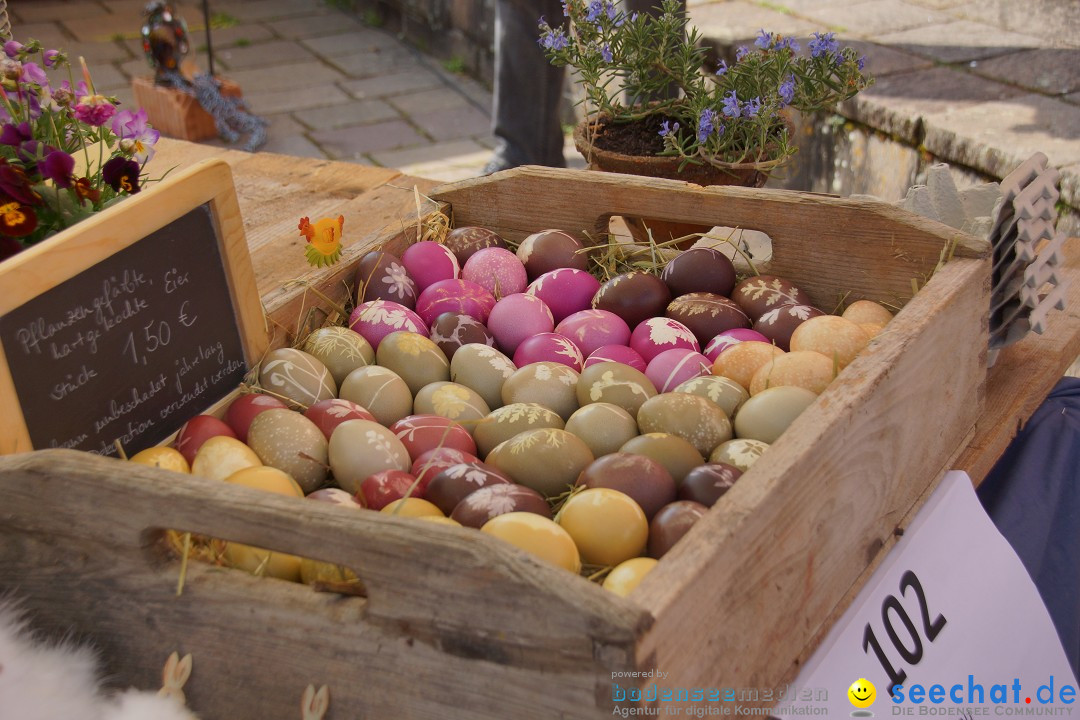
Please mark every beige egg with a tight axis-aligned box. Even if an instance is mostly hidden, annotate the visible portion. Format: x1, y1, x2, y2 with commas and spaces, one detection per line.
246, 409, 329, 493
789, 315, 871, 370
339, 366, 413, 426
842, 299, 894, 326
191, 436, 262, 481
259, 348, 337, 408
577, 362, 657, 417
636, 393, 732, 456
328, 419, 411, 494
565, 403, 638, 457
709, 438, 769, 471
414, 381, 491, 429
486, 429, 594, 497
733, 386, 818, 444
673, 375, 750, 418
474, 402, 564, 458
860, 322, 885, 338
301, 326, 374, 386
749, 350, 835, 396
619, 433, 703, 485
711, 341, 785, 392
502, 362, 580, 421
376, 331, 450, 395
450, 343, 517, 410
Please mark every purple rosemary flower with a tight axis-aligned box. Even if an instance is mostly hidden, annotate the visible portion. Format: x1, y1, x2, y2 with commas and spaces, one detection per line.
743, 96, 763, 118
779, 75, 795, 106
777, 36, 801, 52
715, 59, 728, 77
735, 46, 750, 62
722, 90, 740, 118
696, 108, 717, 143
659, 120, 680, 137
755, 29, 773, 49
809, 32, 839, 58
601, 44, 613, 63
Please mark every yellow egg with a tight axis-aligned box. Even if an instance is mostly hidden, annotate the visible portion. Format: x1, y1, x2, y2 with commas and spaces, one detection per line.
221, 466, 303, 582
603, 557, 658, 597
224, 466, 304, 497
191, 436, 262, 481
380, 497, 445, 518
557, 488, 648, 567
130, 446, 190, 473
749, 350, 835, 396
299, 557, 362, 588
842, 299, 893, 326
789, 315, 870, 370
418, 516, 462, 526
711, 341, 785, 392
860, 322, 885, 338
481, 512, 581, 573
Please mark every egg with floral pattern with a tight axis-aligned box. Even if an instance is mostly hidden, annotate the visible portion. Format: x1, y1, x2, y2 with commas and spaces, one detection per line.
376, 331, 450, 395
526, 268, 601, 323
513, 332, 584, 371
339, 365, 413, 426
258, 348, 337, 408
444, 226, 508, 264
636, 393, 733, 456
485, 428, 594, 497
401, 241, 460, 291
450, 343, 517, 411
555, 309, 631, 359
487, 293, 554, 355
413, 381, 491, 427
328, 419, 412, 494
461, 247, 527, 298
646, 348, 713, 394
576, 362, 657, 417
355, 249, 418, 308
349, 299, 429, 350
501, 361, 580, 421
388, 414, 477, 460
424, 461, 512, 515
752, 303, 825, 351
301, 326, 375, 386
415, 278, 497, 326
429, 312, 495, 360
584, 344, 647, 372
593, 271, 671, 329
450, 483, 552, 528
630, 317, 699, 363
732, 275, 812, 323
703, 328, 770, 362
304, 398, 376, 440
666, 293, 752, 347
474, 402, 565, 458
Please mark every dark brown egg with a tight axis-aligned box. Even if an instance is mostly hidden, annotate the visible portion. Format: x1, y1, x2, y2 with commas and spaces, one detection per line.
731, 275, 811, 323
444, 226, 508, 265
424, 461, 512, 515
576, 453, 675, 520
516, 229, 588, 280
648, 500, 708, 558
429, 312, 495, 360
450, 483, 552, 528
666, 292, 752, 347
678, 462, 742, 507
752, 303, 824, 351
355, 249, 418, 308
592, 272, 672, 329
661, 247, 736, 297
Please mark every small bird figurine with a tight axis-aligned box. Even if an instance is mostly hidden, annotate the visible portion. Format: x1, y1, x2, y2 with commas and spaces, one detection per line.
299, 215, 345, 268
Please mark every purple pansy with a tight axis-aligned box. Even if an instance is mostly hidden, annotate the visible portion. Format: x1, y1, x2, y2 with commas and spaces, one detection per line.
111, 108, 160, 162
102, 156, 141, 194
41, 150, 75, 189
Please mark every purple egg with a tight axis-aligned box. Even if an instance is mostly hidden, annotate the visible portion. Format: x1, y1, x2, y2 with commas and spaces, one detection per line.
487, 293, 554, 355
703, 328, 771, 361
516, 229, 587, 280
513, 332, 584, 371
526, 268, 601, 323
630, 317, 700, 364
555, 309, 631, 359
355, 250, 418, 308
461, 247, 528, 299
401, 241, 460, 291
415, 279, 497, 327
349, 300, 429, 349
430, 312, 495, 360
584, 344, 647, 372
646, 349, 712, 393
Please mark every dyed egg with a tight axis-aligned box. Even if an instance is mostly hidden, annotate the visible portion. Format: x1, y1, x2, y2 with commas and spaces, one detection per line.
527, 268, 601, 323
636, 393, 732, 456
461, 247, 527, 298
224, 393, 287, 443
592, 272, 671, 329
661, 247, 736, 297
753, 303, 825, 351
555, 309, 631, 359
223, 467, 303, 581
304, 398, 376, 440
359, 469, 421, 510
486, 429, 594, 497
666, 293, 752, 347
355, 249, 418, 308
415, 278, 497, 326
576, 362, 657, 416
339, 365, 413, 426
349, 299, 428, 350
376, 331, 450, 395
842, 299, 894, 326
451, 484, 552, 528
424, 462, 511, 515
789, 315, 870, 370
630, 317, 699, 363
381, 497, 445, 518
130, 447, 189, 474
734, 385, 818, 443
711, 341, 786, 392
450, 343, 517, 410
444, 226, 507, 264
861, 323, 885, 338
176, 415, 238, 465
401, 240, 460, 291
577, 453, 675, 520
501, 362, 580, 421
413, 381, 491, 428
191, 436, 261, 482
748, 350, 835, 396
481, 513, 581, 573
703, 328, 770, 362
603, 557, 658, 596
300, 489, 364, 588
565, 403, 638, 458
258, 348, 337, 408
487, 293, 554, 355
411, 447, 481, 488
474, 402, 565, 458
516, 229, 587, 279
648, 500, 707, 559
645, 349, 712, 394
732, 275, 812, 322
513, 332, 583, 371
246, 409, 329, 493
709, 438, 769, 471
328, 419, 411, 494
388, 414, 477, 460
302, 326, 375, 386
679, 463, 742, 506
429, 312, 494, 360
557, 488, 648, 566
619, 433, 704, 485
307, 487, 363, 509
673, 375, 749, 419
584, 344, 647, 372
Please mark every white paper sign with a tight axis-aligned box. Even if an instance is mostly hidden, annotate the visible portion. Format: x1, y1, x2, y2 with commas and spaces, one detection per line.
775, 471, 1078, 719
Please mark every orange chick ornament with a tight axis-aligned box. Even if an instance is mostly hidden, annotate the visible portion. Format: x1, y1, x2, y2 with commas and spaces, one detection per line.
299, 215, 344, 268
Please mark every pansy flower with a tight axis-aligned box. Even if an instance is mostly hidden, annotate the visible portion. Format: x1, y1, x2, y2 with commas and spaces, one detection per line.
0, 194, 38, 237
102, 156, 141, 194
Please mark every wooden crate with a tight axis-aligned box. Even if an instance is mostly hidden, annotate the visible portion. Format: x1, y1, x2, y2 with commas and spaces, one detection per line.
0, 167, 990, 719
132, 75, 243, 142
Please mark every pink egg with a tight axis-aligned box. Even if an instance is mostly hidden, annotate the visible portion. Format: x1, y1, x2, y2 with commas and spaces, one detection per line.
349, 300, 429, 349
305, 398, 376, 440
224, 393, 288, 442
646, 349, 713, 393
461, 247, 527, 299
487, 293, 554, 354
630, 317, 700, 363
401, 241, 460, 291
526, 268, 601, 323
389, 414, 477, 460
415, 279, 497, 326
411, 447, 481, 486
585, 345, 647, 372
703, 328, 771, 361
555, 309, 631, 359
513, 332, 584, 371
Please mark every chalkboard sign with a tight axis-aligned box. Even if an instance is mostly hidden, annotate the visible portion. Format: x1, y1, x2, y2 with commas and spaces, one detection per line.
0, 160, 266, 456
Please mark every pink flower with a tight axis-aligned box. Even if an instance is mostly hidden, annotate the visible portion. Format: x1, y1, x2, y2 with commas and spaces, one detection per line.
110, 108, 159, 161
73, 94, 116, 127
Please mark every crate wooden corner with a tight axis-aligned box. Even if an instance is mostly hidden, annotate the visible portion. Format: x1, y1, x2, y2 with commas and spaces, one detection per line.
132, 75, 243, 142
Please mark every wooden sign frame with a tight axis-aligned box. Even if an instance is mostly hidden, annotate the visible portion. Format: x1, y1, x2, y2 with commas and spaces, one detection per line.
0, 159, 267, 454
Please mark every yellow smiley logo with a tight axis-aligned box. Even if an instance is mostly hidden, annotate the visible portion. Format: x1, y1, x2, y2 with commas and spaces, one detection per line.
848, 678, 876, 709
